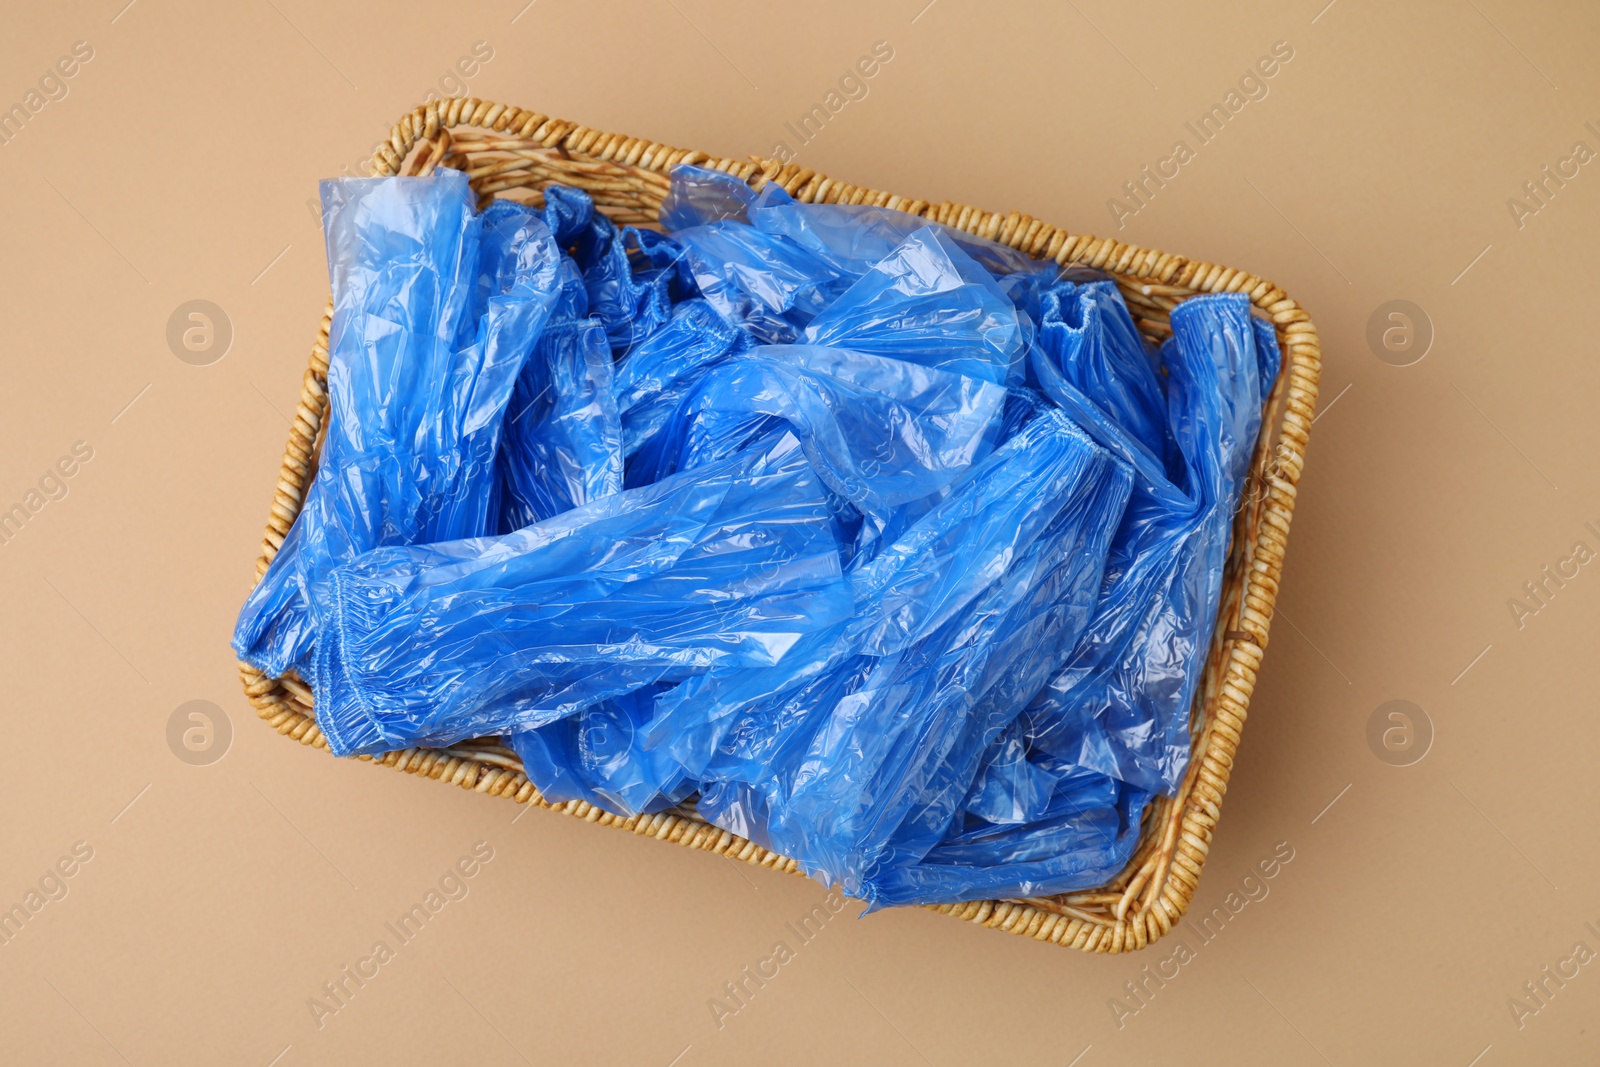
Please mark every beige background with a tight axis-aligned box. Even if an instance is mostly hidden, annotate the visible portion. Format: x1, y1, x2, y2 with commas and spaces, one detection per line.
1, 0, 1596, 1063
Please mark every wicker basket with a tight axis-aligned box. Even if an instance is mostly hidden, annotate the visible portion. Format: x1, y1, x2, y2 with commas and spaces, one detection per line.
237, 99, 1319, 955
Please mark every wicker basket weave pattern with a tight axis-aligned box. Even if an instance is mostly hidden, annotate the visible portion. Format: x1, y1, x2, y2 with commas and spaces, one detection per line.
236, 99, 1319, 955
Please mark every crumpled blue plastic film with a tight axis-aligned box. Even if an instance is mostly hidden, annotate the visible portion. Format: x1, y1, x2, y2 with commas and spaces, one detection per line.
1019, 292, 1275, 796
508, 685, 692, 817
312, 432, 852, 756
642, 408, 1117, 779
231, 166, 1284, 912
753, 413, 1134, 901
798, 226, 1024, 386
631, 344, 1005, 523
496, 256, 624, 532
233, 173, 559, 677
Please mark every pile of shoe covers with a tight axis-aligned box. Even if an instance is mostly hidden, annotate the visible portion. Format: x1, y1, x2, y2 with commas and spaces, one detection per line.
234, 164, 1278, 909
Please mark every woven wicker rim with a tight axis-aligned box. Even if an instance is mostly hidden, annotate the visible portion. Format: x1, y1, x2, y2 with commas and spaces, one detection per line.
236, 98, 1319, 955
